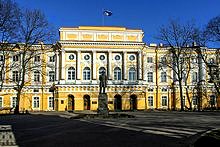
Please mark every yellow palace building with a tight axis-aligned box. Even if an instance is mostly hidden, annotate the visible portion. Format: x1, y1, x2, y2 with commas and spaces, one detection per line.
0, 26, 219, 113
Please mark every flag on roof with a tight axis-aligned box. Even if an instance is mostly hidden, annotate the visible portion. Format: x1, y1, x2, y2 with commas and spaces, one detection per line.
103, 10, 112, 16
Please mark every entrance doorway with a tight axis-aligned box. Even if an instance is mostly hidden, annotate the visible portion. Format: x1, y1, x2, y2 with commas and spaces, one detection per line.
114, 94, 122, 111
83, 95, 90, 110
130, 94, 137, 110
68, 94, 75, 111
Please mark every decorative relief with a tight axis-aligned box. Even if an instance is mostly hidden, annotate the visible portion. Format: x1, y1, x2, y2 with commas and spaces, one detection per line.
82, 34, 93, 40
127, 35, 137, 41
97, 34, 108, 40
67, 34, 77, 40
112, 35, 123, 41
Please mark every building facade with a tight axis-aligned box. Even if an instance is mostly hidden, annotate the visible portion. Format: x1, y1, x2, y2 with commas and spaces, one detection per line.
0, 26, 219, 113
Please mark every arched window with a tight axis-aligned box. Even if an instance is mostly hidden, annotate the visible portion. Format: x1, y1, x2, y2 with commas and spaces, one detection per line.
114, 67, 121, 80
83, 67, 91, 80
129, 67, 136, 80
68, 67, 75, 80
99, 67, 106, 75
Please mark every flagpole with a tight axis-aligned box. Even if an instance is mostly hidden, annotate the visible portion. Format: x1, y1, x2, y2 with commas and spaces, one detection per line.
102, 8, 105, 26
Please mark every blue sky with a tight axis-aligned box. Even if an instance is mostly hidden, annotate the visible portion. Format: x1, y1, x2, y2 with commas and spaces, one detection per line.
15, 0, 220, 45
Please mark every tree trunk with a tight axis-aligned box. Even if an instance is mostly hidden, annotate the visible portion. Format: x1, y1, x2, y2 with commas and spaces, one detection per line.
14, 89, 21, 114
186, 87, 192, 110
179, 82, 184, 111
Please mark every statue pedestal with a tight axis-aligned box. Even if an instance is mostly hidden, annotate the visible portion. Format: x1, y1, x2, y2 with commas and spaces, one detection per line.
98, 93, 108, 116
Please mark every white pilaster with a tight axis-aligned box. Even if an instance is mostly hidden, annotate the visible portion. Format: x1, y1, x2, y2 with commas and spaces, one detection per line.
77, 51, 81, 80
123, 51, 127, 80
143, 52, 147, 81
108, 51, 112, 79
55, 51, 60, 81
92, 51, 96, 79
138, 51, 142, 80
61, 49, 65, 80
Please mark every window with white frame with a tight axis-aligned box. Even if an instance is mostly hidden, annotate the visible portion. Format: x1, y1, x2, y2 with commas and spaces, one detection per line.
34, 56, 40, 62
0, 55, 3, 61
162, 96, 167, 106
161, 72, 167, 82
162, 88, 167, 92
49, 71, 55, 82
0, 97, 3, 107
11, 97, 17, 108
34, 71, 40, 82
49, 56, 55, 62
114, 67, 121, 80
192, 72, 198, 83
33, 97, 39, 108
83, 67, 91, 80
147, 57, 153, 63
182, 96, 185, 107
48, 97, 54, 108
192, 96, 198, 105
208, 58, 215, 64
13, 55, 19, 62
210, 95, 216, 106
0, 71, 2, 81
67, 67, 75, 80
12, 71, 19, 82
129, 67, 136, 80
148, 96, 153, 107
147, 72, 153, 82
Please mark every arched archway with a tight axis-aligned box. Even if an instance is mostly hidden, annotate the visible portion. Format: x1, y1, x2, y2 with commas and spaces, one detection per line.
68, 94, 75, 111
130, 94, 137, 110
83, 95, 90, 110
114, 94, 122, 111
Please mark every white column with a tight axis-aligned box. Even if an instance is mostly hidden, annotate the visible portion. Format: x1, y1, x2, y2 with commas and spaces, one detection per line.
198, 53, 206, 82
123, 51, 127, 80
77, 51, 81, 80
61, 49, 65, 80
138, 51, 142, 80
143, 52, 147, 81
92, 51, 96, 80
108, 51, 112, 79
55, 51, 60, 81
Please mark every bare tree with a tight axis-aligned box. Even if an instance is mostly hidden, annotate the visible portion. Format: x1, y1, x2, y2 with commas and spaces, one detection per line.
0, 0, 20, 89
157, 19, 196, 111
11, 9, 55, 114
206, 15, 220, 43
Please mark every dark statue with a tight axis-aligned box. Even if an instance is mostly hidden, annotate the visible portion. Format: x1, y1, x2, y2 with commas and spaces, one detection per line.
99, 71, 107, 94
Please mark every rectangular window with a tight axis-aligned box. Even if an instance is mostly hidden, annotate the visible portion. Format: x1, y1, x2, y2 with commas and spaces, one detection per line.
12, 71, 19, 82
162, 88, 167, 92
192, 72, 198, 83
182, 96, 185, 107
148, 96, 153, 107
34, 56, 40, 62
13, 55, 19, 62
11, 97, 17, 108
148, 88, 153, 92
0, 97, 3, 107
161, 72, 167, 82
34, 71, 40, 82
210, 95, 216, 106
147, 72, 153, 82
147, 57, 153, 63
48, 97, 54, 108
162, 96, 167, 106
192, 96, 197, 105
0, 55, 4, 61
33, 97, 39, 108
49, 56, 55, 62
0, 71, 2, 81
49, 71, 55, 82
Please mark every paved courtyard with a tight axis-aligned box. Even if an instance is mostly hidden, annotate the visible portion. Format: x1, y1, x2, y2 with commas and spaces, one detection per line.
0, 111, 220, 147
